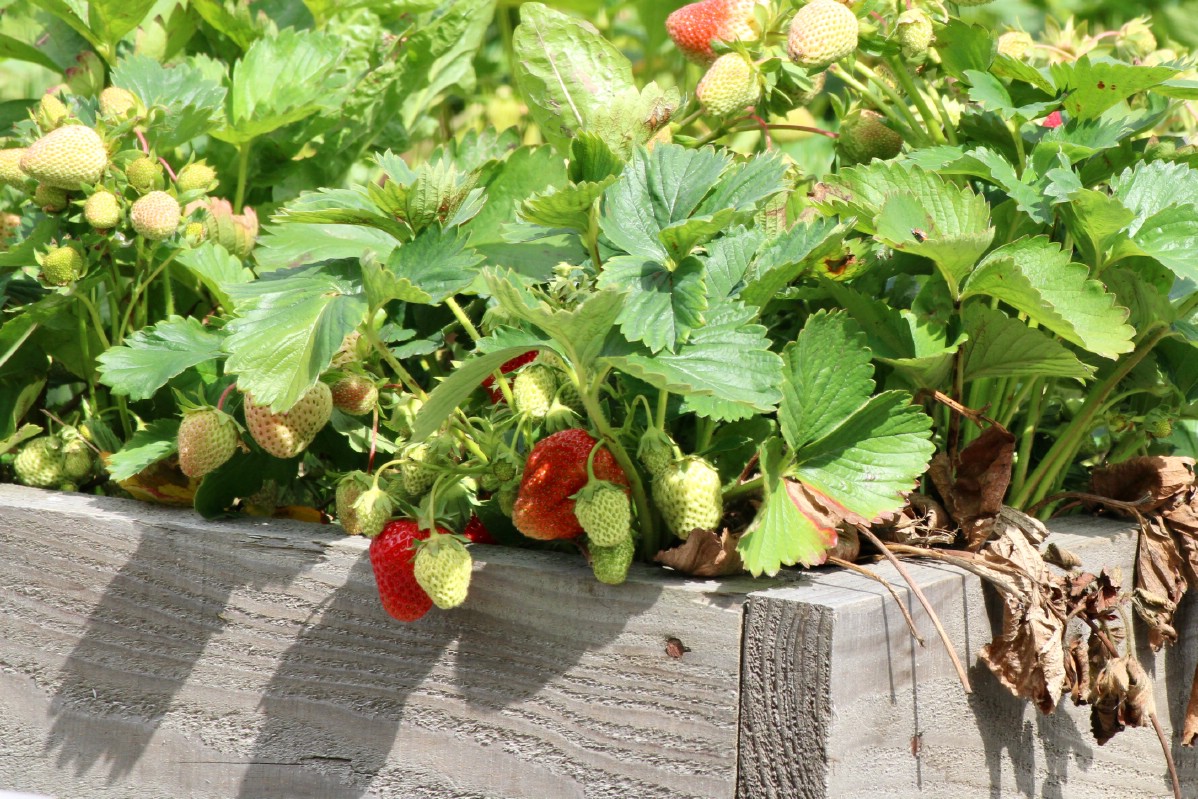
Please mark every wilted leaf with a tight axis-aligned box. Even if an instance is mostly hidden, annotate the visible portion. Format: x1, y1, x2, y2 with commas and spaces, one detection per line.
655, 529, 744, 577
978, 522, 1068, 714
1090, 455, 1194, 512
928, 424, 1016, 549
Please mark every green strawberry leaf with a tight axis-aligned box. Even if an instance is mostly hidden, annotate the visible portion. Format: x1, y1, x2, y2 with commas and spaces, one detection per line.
388, 0, 497, 131
518, 179, 612, 233
779, 310, 875, 451
383, 225, 485, 305
255, 222, 398, 273
193, 450, 299, 519
821, 282, 964, 390
87, 0, 156, 54
97, 317, 226, 401
105, 419, 179, 482
112, 55, 228, 150
175, 243, 254, 313
600, 144, 729, 260
1050, 57, 1177, 121
961, 304, 1094, 382
410, 343, 550, 443
964, 70, 1056, 121
873, 176, 994, 298
223, 263, 369, 411
1110, 161, 1198, 230
705, 227, 764, 302
484, 269, 622, 370
0, 424, 41, 458
606, 303, 784, 422
793, 391, 935, 520
512, 2, 636, 153
739, 217, 847, 308
936, 19, 994, 82
960, 237, 1134, 359
471, 145, 570, 243
218, 29, 349, 144
738, 437, 839, 577
274, 187, 410, 240
597, 254, 707, 353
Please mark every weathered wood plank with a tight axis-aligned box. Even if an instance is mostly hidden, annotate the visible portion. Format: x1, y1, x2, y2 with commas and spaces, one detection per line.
0, 485, 762, 799
737, 516, 1198, 799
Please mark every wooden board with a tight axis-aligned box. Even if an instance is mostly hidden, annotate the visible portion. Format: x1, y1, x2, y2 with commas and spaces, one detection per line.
0, 485, 765, 799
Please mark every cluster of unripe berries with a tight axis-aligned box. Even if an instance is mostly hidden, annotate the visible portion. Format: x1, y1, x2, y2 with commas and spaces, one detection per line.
0, 87, 231, 286
11, 430, 96, 492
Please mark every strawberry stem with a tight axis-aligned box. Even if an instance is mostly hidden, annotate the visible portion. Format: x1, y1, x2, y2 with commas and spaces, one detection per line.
215, 382, 237, 411
368, 405, 380, 473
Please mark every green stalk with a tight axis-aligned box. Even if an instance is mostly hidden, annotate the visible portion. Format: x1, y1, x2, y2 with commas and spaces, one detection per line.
234, 140, 253, 214
885, 56, 947, 145
1013, 326, 1172, 509
1009, 378, 1044, 500
365, 324, 426, 400
930, 88, 959, 146
445, 296, 517, 405
576, 364, 657, 560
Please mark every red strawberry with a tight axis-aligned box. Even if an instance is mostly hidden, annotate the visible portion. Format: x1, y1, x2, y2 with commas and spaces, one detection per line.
463, 514, 496, 545
1042, 110, 1064, 128
482, 350, 539, 402
512, 429, 630, 541
667, 0, 766, 64
369, 520, 443, 622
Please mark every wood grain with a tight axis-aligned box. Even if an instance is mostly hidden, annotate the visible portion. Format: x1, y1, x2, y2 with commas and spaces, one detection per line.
0, 485, 762, 799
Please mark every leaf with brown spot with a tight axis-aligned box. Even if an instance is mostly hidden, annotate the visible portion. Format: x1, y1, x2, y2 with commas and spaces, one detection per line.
928, 425, 1015, 550
655, 529, 744, 577
1090, 456, 1194, 512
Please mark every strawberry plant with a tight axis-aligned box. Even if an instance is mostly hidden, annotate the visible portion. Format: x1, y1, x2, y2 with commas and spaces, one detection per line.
5, 0, 1198, 787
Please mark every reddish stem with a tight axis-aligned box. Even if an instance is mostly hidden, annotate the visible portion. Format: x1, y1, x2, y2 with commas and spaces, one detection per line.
133, 129, 178, 181
216, 383, 237, 411
749, 114, 774, 151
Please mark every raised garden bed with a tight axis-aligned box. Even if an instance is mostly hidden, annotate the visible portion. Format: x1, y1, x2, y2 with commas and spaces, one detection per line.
2, 484, 1194, 799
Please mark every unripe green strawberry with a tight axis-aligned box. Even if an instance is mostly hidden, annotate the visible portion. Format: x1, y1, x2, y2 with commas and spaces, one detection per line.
330, 374, 378, 415
513, 363, 559, 419
414, 533, 473, 609
130, 191, 180, 240
1145, 411, 1174, 439
126, 156, 164, 192
837, 109, 903, 164
84, 190, 121, 230
40, 244, 84, 285
14, 437, 65, 488
243, 381, 332, 459
1117, 19, 1156, 61
20, 125, 107, 189
184, 221, 205, 246
895, 9, 933, 61
177, 407, 240, 478
591, 535, 635, 585
0, 148, 26, 187
175, 161, 217, 193
62, 437, 94, 480
34, 183, 68, 213
36, 94, 69, 130
351, 487, 393, 538
697, 53, 760, 117
98, 87, 138, 119
336, 470, 373, 534
398, 443, 437, 497
997, 31, 1033, 60
638, 428, 676, 479
497, 483, 519, 516
652, 456, 724, 540
787, 0, 859, 70
573, 480, 632, 548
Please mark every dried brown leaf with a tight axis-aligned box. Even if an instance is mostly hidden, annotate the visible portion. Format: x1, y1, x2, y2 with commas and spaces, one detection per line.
1183, 662, 1198, 747
928, 425, 1016, 550
1135, 518, 1187, 650
1161, 488, 1198, 585
977, 523, 1068, 713
654, 529, 744, 577
874, 493, 954, 547
1090, 456, 1194, 512
1065, 635, 1089, 705
1090, 655, 1157, 746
